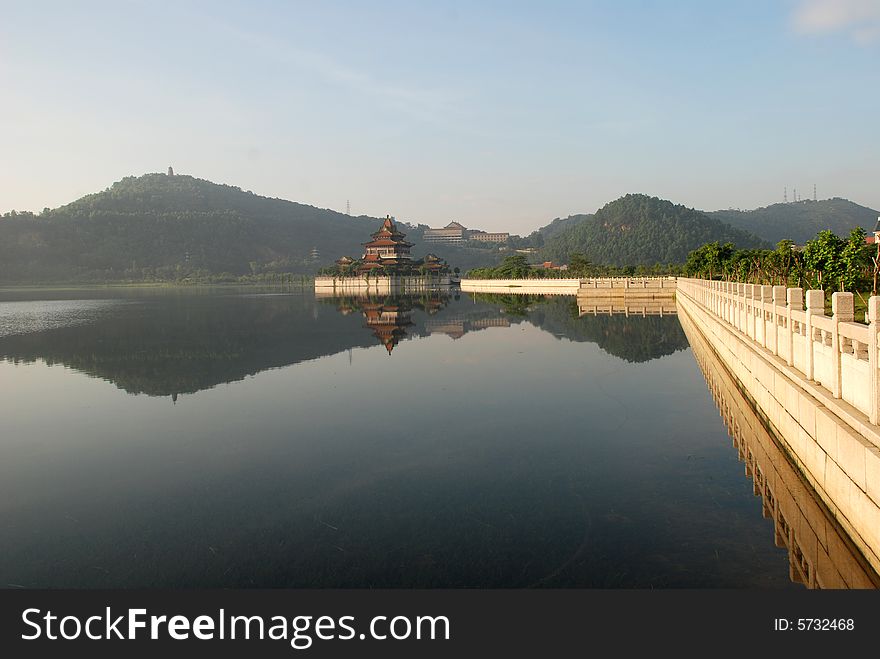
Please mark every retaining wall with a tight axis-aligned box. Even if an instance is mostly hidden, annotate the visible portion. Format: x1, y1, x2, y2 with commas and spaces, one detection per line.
460, 279, 581, 295
677, 278, 880, 575
315, 275, 450, 294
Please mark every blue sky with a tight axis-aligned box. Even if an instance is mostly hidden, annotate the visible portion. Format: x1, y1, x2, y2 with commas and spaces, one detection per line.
1, 0, 878, 233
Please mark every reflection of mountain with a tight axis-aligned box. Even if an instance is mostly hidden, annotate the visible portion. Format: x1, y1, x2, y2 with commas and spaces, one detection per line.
0, 294, 379, 397
680, 311, 880, 589
525, 297, 690, 363
0, 291, 692, 398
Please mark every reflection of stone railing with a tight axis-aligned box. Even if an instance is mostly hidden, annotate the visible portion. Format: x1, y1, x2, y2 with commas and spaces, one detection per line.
577, 302, 677, 317
677, 278, 880, 576
681, 309, 879, 588
576, 278, 676, 314
578, 276, 677, 294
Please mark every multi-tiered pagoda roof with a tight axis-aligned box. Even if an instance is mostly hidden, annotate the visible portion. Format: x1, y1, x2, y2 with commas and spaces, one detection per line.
322, 215, 450, 277
358, 216, 413, 275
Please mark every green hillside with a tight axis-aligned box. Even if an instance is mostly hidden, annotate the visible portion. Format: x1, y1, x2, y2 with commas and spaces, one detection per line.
539, 214, 592, 241
0, 173, 507, 282
0, 173, 386, 281
708, 198, 879, 244
540, 194, 766, 266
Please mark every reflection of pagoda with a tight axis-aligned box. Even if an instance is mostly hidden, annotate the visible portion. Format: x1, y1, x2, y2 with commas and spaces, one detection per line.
316, 292, 453, 354
362, 301, 414, 355
357, 216, 413, 275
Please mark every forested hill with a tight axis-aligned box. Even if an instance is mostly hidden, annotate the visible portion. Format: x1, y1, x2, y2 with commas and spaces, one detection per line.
0, 173, 387, 282
708, 198, 879, 245
537, 214, 592, 241
540, 194, 766, 266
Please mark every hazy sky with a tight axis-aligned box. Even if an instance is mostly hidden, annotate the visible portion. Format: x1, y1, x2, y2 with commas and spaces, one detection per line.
2, 0, 878, 233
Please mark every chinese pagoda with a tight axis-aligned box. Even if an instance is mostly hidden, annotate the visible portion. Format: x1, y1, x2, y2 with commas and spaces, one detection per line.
316, 215, 453, 294
357, 216, 413, 275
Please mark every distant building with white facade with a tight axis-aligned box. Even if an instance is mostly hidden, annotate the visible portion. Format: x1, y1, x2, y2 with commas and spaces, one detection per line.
468, 230, 509, 243
423, 222, 509, 245
423, 221, 468, 245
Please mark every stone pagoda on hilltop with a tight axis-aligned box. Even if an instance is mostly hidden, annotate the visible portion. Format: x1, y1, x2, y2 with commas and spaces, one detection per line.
356, 216, 413, 275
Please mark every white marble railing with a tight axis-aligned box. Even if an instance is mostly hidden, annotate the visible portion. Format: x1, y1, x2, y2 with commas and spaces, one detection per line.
578, 276, 677, 291
677, 278, 880, 424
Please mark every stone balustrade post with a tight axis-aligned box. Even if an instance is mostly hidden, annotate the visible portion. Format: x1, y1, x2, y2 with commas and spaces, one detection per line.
724, 282, 733, 325
772, 285, 786, 356
760, 285, 773, 347
745, 284, 755, 341
737, 283, 744, 332
831, 292, 854, 399
726, 282, 733, 324
869, 297, 880, 425
805, 290, 824, 381
786, 288, 804, 368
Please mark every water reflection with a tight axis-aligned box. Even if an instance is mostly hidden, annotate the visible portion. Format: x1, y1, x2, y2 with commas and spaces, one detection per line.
679, 311, 880, 589
322, 293, 450, 355
0, 291, 689, 398
0, 289, 818, 588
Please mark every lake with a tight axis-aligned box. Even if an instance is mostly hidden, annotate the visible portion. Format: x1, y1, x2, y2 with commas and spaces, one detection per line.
0, 288, 867, 588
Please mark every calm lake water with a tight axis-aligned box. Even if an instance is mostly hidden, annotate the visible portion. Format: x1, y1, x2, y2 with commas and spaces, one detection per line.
0, 288, 864, 588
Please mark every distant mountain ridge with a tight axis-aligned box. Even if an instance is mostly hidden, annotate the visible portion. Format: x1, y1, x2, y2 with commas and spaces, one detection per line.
707, 198, 879, 245
0, 172, 512, 282
0, 173, 398, 281
539, 194, 767, 266
2, 173, 876, 283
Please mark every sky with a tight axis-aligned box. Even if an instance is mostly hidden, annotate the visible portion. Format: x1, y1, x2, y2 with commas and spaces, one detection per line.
1, 0, 878, 233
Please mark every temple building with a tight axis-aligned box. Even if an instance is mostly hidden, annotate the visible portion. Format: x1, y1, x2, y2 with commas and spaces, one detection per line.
357, 216, 414, 275
420, 253, 447, 274
317, 216, 453, 296
321, 216, 450, 278
335, 255, 356, 274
